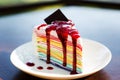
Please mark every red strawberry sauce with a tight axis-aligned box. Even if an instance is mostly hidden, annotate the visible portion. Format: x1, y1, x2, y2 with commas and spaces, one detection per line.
37, 20, 81, 74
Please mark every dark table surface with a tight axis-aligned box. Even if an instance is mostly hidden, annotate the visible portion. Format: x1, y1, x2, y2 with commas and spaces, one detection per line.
0, 5, 120, 80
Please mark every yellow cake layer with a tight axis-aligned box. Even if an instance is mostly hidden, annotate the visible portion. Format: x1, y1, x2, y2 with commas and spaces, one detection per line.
33, 26, 82, 73
34, 34, 82, 69
36, 36, 82, 56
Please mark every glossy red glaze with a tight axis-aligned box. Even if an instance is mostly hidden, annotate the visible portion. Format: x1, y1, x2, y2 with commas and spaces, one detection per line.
37, 24, 47, 30
38, 20, 81, 74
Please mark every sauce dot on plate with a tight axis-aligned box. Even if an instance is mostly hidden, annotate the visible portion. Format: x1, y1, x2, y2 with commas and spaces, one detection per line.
26, 62, 35, 67
47, 66, 54, 70
37, 66, 43, 70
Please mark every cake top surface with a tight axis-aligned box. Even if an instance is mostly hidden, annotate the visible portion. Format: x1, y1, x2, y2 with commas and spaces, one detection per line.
36, 9, 80, 39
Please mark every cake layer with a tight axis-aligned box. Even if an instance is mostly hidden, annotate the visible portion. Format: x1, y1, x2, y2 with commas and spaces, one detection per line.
33, 23, 82, 73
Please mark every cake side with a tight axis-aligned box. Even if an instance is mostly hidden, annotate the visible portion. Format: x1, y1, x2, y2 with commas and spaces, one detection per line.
32, 21, 82, 74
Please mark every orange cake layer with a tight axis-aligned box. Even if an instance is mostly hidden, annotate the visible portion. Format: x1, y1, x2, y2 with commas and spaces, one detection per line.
32, 21, 82, 74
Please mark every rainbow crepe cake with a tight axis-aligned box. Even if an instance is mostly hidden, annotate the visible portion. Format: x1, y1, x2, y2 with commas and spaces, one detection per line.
32, 9, 82, 74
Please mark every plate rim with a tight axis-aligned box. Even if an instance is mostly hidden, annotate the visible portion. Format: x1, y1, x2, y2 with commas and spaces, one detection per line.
10, 38, 112, 79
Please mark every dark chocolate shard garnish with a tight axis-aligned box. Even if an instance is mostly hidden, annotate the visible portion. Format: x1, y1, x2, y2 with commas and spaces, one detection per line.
44, 9, 68, 24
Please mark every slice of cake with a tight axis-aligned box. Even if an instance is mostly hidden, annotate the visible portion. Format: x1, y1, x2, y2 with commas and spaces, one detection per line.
32, 9, 82, 74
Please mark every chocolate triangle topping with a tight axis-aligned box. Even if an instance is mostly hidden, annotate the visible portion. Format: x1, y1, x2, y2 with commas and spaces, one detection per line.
44, 9, 68, 24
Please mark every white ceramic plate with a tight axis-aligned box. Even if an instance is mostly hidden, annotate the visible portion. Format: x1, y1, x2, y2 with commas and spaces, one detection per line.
10, 38, 112, 79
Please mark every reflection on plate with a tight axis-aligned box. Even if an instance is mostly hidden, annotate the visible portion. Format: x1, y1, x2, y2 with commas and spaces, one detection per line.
10, 38, 112, 79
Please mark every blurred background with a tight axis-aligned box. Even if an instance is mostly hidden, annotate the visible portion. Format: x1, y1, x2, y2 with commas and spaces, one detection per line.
0, 0, 120, 80
0, 0, 120, 7
0, 0, 120, 15
0, 0, 120, 52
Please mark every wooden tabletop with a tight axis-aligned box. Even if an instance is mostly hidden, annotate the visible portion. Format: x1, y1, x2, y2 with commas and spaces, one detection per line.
0, 5, 120, 80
